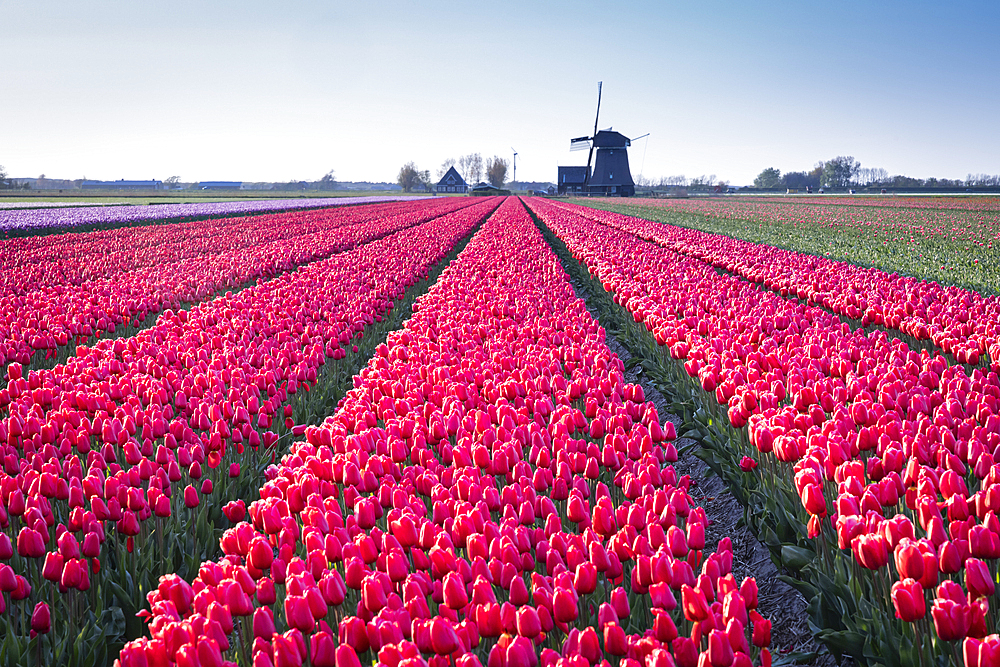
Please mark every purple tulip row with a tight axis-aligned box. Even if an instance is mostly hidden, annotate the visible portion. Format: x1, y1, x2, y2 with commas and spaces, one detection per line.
0, 196, 428, 234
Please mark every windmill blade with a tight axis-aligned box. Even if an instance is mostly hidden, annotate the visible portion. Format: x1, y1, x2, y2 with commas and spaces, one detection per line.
631, 133, 650, 141
585, 81, 602, 187
569, 138, 591, 152
592, 82, 603, 137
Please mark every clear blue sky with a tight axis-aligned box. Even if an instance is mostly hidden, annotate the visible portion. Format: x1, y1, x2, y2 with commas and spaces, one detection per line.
2, 0, 998, 185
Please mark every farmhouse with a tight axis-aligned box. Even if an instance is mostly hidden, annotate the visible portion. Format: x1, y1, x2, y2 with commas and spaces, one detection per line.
557, 166, 588, 195
435, 167, 468, 194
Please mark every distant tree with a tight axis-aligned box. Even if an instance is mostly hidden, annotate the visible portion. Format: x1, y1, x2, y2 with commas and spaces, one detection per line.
966, 173, 1000, 187
486, 156, 508, 188
468, 154, 483, 185
658, 175, 687, 187
319, 170, 336, 190
398, 162, 424, 192
457, 155, 471, 183
889, 174, 923, 188
821, 156, 860, 189
436, 159, 456, 181
164, 175, 181, 187
781, 171, 817, 190
0, 165, 8, 189
689, 175, 717, 190
753, 167, 782, 189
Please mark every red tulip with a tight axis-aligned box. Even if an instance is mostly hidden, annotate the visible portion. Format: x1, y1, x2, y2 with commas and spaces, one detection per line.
515, 606, 541, 638
931, 596, 971, 641
183, 485, 199, 509
31, 602, 51, 634
966, 558, 995, 599
284, 594, 315, 632
853, 532, 889, 570
273, 631, 303, 667
573, 562, 597, 595
891, 579, 926, 622
42, 552, 64, 582
894, 539, 924, 582
682, 584, 711, 621
603, 622, 627, 656
430, 617, 460, 655
443, 572, 468, 610
249, 538, 274, 571
16, 527, 45, 558
610, 587, 630, 618
553, 587, 578, 623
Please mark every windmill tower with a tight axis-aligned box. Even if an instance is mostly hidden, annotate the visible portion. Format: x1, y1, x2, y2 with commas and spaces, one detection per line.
562, 82, 647, 197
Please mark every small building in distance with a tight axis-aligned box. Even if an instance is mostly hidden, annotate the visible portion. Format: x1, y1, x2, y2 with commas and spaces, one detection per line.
557, 166, 588, 195
198, 181, 243, 190
471, 182, 510, 196
82, 179, 163, 190
435, 167, 468, 194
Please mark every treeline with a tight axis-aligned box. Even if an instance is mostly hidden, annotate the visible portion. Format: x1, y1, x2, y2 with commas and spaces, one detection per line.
753, 157, 1000, 190
634, 174, 729, 192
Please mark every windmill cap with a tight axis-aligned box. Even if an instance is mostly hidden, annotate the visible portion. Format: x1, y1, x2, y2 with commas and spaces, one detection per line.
592, 131, 630, 148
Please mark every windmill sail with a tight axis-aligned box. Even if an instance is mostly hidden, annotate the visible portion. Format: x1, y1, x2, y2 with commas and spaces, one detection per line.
569, 136, 592, 151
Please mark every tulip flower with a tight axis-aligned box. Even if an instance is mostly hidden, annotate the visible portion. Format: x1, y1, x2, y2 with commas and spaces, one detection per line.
183, 485, 199, 509
932, 596, 972, 641
31, 602, 51, 634
603, 622, 627, 656
965, 558, 995, 599
285, 595, 315, 632
891, 579, 926, 622
443, 571, 469, 610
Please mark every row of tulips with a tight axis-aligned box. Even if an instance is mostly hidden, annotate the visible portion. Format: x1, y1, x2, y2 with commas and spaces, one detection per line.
553, 200, 999, 369
739, 197, 1000, 213
3, 199, 436, 293
121, 197, 773, 667
586, 197, 998, 250
0, 198, 500, 664
526, 197, 1000, 665
0, 196, 425, 236
0, 198, 476, 369
582, 196, 999, 318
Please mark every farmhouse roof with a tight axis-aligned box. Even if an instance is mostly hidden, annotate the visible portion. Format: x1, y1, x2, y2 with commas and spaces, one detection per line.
436, 167, 467, 188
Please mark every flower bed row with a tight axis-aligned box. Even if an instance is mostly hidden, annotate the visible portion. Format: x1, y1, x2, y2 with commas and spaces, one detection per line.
0, 197, 500, 664
557, 201, 999, 369
582, 197, 999, 310
121, 197, 772, 667
527, 197, 1000, 665
0, 198, 476, 368
0, 196, 426, 235
3, 199, 438, 293
739, 196, 1000, 213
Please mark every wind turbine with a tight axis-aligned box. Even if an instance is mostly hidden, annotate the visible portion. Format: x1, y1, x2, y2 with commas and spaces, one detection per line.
511, 148, 518, 187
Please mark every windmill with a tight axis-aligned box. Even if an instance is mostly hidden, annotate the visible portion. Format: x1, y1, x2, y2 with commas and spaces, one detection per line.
563, 82, 647, 197
511, 148, 517, 187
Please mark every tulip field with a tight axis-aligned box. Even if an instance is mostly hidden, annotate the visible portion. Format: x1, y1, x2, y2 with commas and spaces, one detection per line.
2, 195, 1000, 667
0, 197, 473, 371
582, 197, 1000, 300
0, 196, 422, 237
